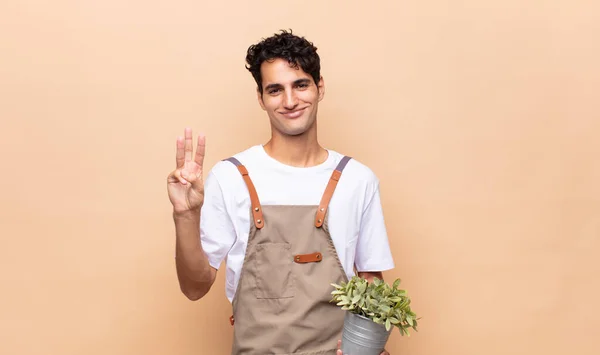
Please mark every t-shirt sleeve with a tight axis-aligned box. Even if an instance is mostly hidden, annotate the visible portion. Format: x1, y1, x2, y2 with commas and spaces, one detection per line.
199, 170, 236, 270
354, 181, 395, 272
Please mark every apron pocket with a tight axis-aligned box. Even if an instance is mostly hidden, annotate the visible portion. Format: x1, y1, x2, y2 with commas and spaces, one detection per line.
253, 242, 295, 299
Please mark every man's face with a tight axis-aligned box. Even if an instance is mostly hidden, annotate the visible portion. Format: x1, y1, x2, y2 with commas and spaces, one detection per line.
257, 58, 324, 137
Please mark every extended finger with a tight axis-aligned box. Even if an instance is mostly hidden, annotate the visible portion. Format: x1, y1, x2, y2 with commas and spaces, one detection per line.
184, 127, 193, 162
176, 136, 185, 168
194, 134, 206, 168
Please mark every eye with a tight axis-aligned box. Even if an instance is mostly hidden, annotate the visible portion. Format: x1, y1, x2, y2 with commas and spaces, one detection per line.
296, 83, 309, 89
268, 88, 281, 95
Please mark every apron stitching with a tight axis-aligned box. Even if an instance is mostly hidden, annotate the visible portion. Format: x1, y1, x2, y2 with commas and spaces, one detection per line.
231, 207, 258, 313
323, 214, 349, 283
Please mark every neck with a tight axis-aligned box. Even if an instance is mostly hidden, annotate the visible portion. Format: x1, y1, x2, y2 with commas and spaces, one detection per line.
263, 128, 327, 168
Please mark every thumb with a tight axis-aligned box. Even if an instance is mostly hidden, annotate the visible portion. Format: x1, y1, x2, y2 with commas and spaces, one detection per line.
336, 339, 343, 355
182, 170, 204, 190
179, 169, 197, 184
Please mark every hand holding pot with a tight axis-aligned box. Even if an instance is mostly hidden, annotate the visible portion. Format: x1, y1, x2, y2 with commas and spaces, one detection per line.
336, 340, 390, 355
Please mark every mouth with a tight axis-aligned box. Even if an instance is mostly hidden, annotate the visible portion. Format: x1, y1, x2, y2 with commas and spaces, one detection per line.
279, 107, 307, 119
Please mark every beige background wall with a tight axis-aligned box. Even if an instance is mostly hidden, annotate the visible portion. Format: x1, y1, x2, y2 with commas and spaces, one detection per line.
1, 1, 598, 354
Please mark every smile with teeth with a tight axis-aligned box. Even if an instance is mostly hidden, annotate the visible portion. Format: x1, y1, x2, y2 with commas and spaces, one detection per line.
280, 107, 306, 119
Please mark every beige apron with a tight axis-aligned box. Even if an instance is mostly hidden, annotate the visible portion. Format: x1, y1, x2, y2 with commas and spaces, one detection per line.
224, 156, 353, 355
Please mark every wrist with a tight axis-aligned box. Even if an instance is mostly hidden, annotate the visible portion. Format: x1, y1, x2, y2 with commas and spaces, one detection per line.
173, 207, 201, 220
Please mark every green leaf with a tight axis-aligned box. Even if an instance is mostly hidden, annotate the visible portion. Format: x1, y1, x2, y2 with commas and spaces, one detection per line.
358, 282, 367, 294
379, 305, 391, 313
385, 318, 391, 331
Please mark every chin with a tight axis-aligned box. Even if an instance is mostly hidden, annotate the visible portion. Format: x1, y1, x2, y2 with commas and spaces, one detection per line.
280, 127, 310, 136
271, 121, 306, 136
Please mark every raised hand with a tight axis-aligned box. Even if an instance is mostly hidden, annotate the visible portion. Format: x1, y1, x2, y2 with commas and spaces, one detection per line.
167, 128, 206, 213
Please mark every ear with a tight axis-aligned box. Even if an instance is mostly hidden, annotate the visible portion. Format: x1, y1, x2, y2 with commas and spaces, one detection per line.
256, 87, 266, 110
317, 76, 325, 102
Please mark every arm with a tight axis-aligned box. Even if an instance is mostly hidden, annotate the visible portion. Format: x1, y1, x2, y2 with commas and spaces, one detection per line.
167, 128, 218, 301
340, 179, 394, 355
174, 209, 217, 300
355, 180, 394, 281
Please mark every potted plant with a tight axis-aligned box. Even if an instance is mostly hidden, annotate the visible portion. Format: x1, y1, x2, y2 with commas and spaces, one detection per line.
331, 276, 419, 355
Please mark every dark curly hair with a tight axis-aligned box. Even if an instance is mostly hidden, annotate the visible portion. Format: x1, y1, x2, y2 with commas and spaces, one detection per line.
245, 29, 321, 94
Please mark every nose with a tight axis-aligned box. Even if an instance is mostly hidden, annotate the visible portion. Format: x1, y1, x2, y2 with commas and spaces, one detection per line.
283, 90, 299, 110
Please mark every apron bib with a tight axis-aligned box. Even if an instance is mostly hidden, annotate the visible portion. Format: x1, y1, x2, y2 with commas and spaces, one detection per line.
224, 156, 352, 355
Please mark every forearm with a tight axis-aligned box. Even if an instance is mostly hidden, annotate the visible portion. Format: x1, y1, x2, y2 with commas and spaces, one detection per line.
357, 271, 384, 283
173, 209, 215, 300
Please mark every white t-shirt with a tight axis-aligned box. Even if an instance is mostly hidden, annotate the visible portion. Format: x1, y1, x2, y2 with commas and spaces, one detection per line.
200, 145, 395, 302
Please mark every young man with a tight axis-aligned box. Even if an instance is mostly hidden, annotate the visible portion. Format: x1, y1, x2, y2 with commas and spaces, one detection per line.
167, 30, 394, 355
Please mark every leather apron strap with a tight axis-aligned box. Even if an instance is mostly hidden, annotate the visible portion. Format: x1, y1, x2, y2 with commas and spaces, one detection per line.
315, 156, 352, 227
223, 157, 264, 229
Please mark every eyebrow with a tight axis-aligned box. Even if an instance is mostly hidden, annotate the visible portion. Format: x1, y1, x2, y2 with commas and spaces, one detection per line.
264, 78, 312, 92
